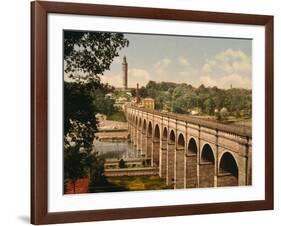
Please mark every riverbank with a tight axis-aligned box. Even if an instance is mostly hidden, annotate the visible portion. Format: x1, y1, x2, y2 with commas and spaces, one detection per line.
98, 119, 128, 131
95, 131, 129, 141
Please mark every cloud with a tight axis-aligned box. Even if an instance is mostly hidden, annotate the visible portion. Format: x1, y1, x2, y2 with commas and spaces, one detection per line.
199, 76, 218, 87
219, 73, 251, 89
199, 74, 251, 89
153, 58, 172, 75
178, 57, 190, 66
101, 68, 151, 88
128, 68, 151, 87
101, 48, 251, 90
201, 48, 251, 79
185, 48, 251, 89
101, 71, 122, 87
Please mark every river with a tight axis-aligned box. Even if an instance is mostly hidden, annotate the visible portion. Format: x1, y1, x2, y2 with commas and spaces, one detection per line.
92, 139, 141, 159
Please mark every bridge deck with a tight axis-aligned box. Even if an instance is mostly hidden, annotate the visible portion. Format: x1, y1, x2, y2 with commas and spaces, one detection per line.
128, 106, 252, 137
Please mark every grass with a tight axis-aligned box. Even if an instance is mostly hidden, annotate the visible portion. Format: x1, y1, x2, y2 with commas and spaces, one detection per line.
107, 111, 127, 122
89, 175, 171, 193
106, 175, 171, 191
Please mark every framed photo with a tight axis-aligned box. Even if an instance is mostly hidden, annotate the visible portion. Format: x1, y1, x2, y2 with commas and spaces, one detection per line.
31, 1, 274, 225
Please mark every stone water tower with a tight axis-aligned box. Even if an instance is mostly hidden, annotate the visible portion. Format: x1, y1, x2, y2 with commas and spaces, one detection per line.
122, 56, 128, 90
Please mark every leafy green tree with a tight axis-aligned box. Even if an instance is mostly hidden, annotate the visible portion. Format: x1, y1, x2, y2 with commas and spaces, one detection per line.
118, 159, 126, 168
89, 157, 106, 185
220, 107, 229, 120
64, 82, 98, 149
145, 81, 158, 98
213, 93, 224, 109
64, 145, 88, 194
139, 80, 251, 119
64, 31, 129, 83
93, 89, 116, 116
130, 88, 136, 97
64, 31, 129, 191
198, 84, 206, 92
203, 98, 215, 115
172, 96, 187, 113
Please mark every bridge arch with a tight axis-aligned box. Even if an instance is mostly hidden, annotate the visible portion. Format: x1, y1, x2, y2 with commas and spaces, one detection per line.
145, 121, 153, 159
148, 121, 153, 137
185, 137, 198, 188
175, 133, 185, 188
199, 143, 215, 187
162, 127, 168, 141
167, 129, 176, 186
177, 133, 185, 148
152, 124, 161, 166
154, 124, 160, 141
135, 116, 142, 151
160, 126, 168, 178
201, 143, 215, 163
187, 137, 198, 154
142, 119, 147, 134
218, 152, 239, 186
169, 130, 176, 144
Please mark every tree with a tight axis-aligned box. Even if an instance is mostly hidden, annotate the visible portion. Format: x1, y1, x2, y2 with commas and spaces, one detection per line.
203, 98, 215, 115
64, 82, 98, 149
64, 31, 129, 83
118, 159, 126, 168
130, 88, 136, 97
220, 107, 229, 120
64, 145, 88, 194
89, 157, 106, 186
145, 81, 158, 98
93, 89, 116, 116
172, 96, 187, 113
64, 31, 129, 191
138, 80, 251, 120
198, 84, 206, 92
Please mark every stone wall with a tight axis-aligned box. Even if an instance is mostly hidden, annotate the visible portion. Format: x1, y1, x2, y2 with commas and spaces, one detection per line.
217, 174, 238, 187
104, 167, 158, 177
185, 154, 198, 188
166, 143, 175, 186
199, 163, 215, 187
175, 148, 185, 188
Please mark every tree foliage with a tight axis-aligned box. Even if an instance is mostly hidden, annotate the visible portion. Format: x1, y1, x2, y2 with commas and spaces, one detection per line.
64, 30, 129, 83
64, 82, 99, 149
118, 159, 126, 168
64, 145, 88, 193
63, 31, 129, 191
139, 81, 252, 119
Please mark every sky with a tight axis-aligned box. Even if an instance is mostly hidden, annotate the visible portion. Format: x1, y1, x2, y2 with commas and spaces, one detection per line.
101, 33, 252, 89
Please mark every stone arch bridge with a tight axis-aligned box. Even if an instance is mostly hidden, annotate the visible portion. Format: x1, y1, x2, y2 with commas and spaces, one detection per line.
126, 106, 252, 189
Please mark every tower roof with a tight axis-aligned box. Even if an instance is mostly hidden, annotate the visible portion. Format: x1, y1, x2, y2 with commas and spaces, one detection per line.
122, 55, 127, 64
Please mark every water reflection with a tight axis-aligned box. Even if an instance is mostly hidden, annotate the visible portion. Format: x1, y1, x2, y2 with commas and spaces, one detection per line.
93, 139, 141, 159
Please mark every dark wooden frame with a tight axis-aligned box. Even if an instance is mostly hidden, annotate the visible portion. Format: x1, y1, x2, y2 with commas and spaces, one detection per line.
31, 1, 274, 225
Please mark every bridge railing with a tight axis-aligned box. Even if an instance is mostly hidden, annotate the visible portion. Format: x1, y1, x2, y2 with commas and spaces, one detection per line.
127, 105, 252, 138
